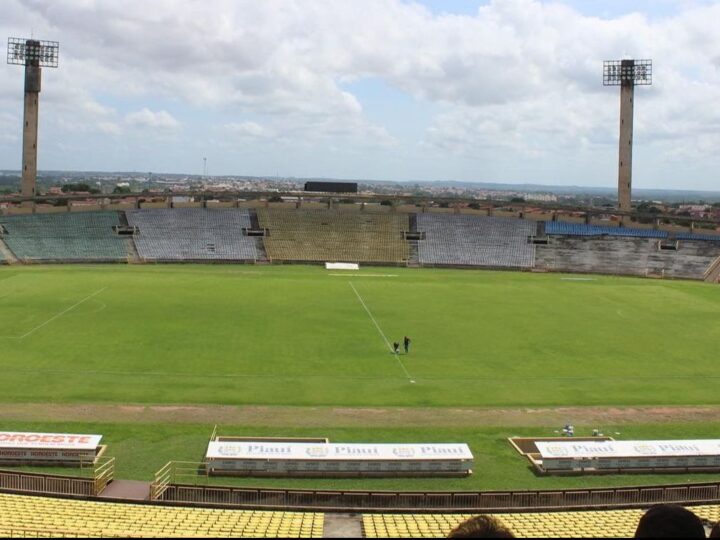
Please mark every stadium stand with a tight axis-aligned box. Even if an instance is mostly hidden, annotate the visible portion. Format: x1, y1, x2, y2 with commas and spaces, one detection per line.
545, 221, 668, 238
257, 209, 409, 263
647, 240, 720, 279
676, 232, 720, 242
126, 208, 258, 262
417, 214, 536, 268
535, 237, 720, 279
1, 208, 719, 281
0, 212, 128, 262
362, 505, 720, 538
0, 493, 324, 538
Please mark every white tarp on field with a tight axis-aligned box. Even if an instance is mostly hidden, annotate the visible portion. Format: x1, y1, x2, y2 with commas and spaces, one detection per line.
325, 262, 359, 270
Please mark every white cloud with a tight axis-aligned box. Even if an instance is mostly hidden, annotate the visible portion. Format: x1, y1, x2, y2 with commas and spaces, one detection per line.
1, 0, 719, 186
124, 108, 181, 131
225, 122, 274, 140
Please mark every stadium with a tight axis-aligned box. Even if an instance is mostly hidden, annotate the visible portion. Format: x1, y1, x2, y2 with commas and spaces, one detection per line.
1, 197, 720, 537
3, 2, 720, 538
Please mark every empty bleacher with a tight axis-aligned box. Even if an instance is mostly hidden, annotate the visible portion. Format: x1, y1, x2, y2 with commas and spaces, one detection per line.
676, 232, 720, 242
257, 209, 409, 263
0, 493, 323, 538
126, 209, 258, 262
1, 208, 719, 281
417, 214, 536, 268
647, 240, 720, 279
536, 236, 720, 279
0, 212, 128, 262
362, 505, 720, 538
545, 221, 668, 239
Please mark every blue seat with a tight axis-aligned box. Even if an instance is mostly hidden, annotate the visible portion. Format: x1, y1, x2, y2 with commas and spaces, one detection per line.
545, 221, 667, 239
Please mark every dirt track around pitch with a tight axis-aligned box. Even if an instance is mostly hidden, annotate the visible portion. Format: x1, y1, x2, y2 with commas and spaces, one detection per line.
0, 403, 719, 428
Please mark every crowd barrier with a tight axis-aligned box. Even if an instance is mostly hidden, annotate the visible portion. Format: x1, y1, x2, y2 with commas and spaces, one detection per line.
0, 469, 95, 497
0, 457, 114, 498
152, 478, 720, 512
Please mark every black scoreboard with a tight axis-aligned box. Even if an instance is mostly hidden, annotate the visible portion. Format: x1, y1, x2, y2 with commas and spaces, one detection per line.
304, 181, 358, 194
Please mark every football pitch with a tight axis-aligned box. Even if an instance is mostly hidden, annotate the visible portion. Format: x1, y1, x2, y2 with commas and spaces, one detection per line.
1, 264, 719, 408
2, 263, 720, 490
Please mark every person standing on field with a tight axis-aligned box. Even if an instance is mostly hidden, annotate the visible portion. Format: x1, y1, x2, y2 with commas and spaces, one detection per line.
393, 342, 400, 354
404, 336, 411, 354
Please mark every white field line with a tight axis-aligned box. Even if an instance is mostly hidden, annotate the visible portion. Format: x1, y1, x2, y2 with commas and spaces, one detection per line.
349, 281, 414, 382
0, 287, 108, 340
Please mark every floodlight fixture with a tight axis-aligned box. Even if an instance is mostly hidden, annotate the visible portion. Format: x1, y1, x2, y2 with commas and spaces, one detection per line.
7, 37, 59, 68
603, 59, 652, 86
7, 37, 60, 200
603, 58, 652, 215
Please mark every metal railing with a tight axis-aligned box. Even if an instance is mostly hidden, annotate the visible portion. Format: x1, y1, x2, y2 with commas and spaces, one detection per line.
148, 465, 720, 512
0, 457, 115, 498
149, 462, 172, 501
0, 469, 95, 497
92, 457, 115, 496
703, 255, 720, 282
150, 461, 207, 501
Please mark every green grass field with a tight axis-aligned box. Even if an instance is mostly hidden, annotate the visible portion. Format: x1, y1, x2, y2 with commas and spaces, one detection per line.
2, 264, 720, 491
1, 264, 719, 407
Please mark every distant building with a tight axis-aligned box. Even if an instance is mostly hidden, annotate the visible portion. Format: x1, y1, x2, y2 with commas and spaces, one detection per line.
305, 181, 358, 194
524, 193, 558, 202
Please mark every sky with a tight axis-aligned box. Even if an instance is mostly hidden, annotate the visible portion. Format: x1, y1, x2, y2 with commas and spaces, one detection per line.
1, 0, 719, 190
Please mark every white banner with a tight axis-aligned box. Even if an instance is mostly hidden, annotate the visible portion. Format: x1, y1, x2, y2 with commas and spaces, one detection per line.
0, 432, 102, 451
537, 440, 720, 460
207, 442, 473, 461
325, 262, 359, 270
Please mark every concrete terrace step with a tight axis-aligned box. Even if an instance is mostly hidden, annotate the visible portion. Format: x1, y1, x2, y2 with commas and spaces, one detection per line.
323, 513, 363, 539
0, 238, 19, 264
98, 480, 151, 501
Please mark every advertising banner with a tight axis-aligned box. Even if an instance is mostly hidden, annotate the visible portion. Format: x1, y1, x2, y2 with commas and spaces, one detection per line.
536, 440, 720, 460
207, 442, 473, 461
0, 432, 102, 451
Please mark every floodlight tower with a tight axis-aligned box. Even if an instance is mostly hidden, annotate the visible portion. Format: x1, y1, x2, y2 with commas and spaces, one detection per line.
603, 59, 652, 214
7, 37, 60, 199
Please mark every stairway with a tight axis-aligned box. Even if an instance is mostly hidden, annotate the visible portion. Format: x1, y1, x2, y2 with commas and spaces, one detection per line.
0, 238, 19, 264
254, 237, 269, 263
248, 208, 261, 230
98, 480, 150, 501
125, 238, 142, 263
248, 209, 270, 263
322, 513, 363, 538
407, 240, 420, 267
704, 255, 720, 283
406, 213, 420, 267
537, 220, 546, 236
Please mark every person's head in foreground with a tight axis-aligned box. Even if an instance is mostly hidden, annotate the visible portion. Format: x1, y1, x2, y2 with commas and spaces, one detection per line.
447, 515, 515, 538
634, 504, 706, 538
709, 521, 720, 538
